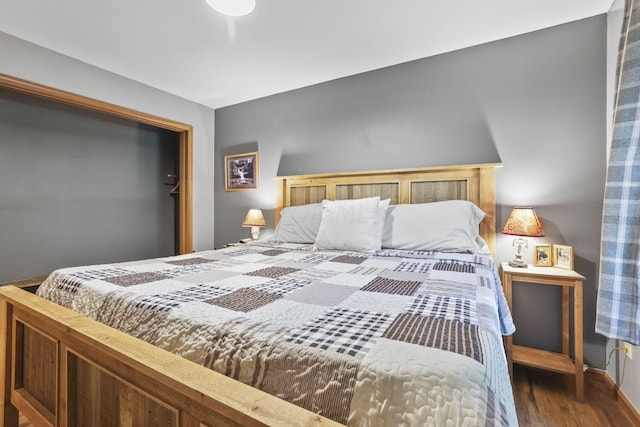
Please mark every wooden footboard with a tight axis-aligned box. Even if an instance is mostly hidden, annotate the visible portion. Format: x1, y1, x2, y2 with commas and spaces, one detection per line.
0, 286, 341, 427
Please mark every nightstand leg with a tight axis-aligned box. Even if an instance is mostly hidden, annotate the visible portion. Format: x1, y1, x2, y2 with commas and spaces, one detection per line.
505, 335, 513, 380
575, 282, 584, 402
562, 287, 570, 356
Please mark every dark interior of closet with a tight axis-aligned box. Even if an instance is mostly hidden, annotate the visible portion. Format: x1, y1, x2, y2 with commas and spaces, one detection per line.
0, 87, 180, 283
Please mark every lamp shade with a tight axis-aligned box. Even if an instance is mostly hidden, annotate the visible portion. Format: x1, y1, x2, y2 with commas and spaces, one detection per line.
242, 209, 266, 228
502, 207, 544, 237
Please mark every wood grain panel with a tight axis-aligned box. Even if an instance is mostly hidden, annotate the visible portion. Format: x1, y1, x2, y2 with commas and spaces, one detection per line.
289, 186, 327, 206
70, 353, 116, 427
68, 353, 177, 427
410, 180, 467, 203
0, 299, 19, 427
16, 324, 56, 415
336, 183, 399, 203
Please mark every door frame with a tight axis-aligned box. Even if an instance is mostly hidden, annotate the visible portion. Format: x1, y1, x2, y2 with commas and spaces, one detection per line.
0, 72, 193, 254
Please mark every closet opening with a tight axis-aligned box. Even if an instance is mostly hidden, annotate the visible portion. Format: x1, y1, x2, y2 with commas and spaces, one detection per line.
0, 73, 193, 284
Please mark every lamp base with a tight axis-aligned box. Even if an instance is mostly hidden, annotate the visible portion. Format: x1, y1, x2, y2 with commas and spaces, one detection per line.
250, 226, 260, 240
508, 260, 528, 268
509, 237, 529, 268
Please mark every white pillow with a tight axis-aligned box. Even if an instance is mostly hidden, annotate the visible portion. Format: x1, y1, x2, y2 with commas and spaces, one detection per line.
315, 197, 381, 253
381, 200, 485, 253
475, 236, 491, 255
374, 198, 391, 250
272, 203, 323, 243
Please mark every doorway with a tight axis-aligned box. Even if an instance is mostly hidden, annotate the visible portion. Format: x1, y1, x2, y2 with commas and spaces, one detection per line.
0, 74, 193, 283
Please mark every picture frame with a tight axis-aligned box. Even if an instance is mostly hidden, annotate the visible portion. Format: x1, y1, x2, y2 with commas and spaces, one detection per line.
224, 151, 258, 191
533, 244, 553, 267
553, 245, 574, 270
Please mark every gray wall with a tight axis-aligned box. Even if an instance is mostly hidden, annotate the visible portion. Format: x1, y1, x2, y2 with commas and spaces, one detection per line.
0, 31, 216, 252
215, 16, 607, 367
0, 89, 178, 282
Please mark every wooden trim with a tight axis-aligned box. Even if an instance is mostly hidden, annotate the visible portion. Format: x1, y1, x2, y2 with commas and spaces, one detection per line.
58, 343, 69, 427
0, 299, 19, 427
588, 367, 640, 426
478, 166, 496, 243
0, 73, 193, 254
0, 73, 189, 132
12, 389, 54, 427
274, 163, 501, 254
178, 130, 194, 254
273, 163, 502, 181
0, 286, 341, 427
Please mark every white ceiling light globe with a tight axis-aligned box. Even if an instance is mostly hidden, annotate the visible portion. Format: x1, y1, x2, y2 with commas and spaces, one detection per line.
205, 0, 256, 17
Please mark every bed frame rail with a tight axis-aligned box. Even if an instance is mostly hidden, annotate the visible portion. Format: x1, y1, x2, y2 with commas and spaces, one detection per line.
0, 286, 341, 427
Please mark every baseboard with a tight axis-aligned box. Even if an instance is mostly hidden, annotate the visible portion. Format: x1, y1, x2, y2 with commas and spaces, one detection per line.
587, 367, 640, 425
0, 276, 47, 295
0, 275, 48, 288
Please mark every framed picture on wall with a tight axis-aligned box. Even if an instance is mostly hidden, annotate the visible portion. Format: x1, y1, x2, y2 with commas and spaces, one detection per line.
224, 151, 258, 191
533, 244, 553, 267
553, 245, 574, 270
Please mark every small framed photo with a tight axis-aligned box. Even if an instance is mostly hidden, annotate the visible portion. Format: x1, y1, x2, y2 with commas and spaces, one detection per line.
553, 245, 574, 270
224, 151, 258, 191
533, 244, 553, 267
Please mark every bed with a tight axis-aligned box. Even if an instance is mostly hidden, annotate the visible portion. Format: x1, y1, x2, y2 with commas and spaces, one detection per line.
0, 163, 517, 426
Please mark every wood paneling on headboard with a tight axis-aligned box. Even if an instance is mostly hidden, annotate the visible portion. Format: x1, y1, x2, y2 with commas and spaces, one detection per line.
274, 163, 501, 253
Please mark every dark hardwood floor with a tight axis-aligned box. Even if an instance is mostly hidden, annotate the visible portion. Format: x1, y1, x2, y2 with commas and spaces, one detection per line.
514, 364, 638, 426
18, 364, 639, 426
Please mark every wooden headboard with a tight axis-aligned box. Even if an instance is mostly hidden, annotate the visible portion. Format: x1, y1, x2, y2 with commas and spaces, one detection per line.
274, 163, 501, 254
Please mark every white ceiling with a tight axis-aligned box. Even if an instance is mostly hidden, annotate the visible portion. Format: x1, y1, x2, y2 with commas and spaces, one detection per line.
0, 0, 614, 109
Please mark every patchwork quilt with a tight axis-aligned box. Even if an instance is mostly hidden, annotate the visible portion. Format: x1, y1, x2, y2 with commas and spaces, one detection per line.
37, 242, 518, 426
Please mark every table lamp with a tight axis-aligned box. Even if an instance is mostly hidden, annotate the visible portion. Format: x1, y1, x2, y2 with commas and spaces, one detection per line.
242, 209, 266, 240
502, 207, 544, 268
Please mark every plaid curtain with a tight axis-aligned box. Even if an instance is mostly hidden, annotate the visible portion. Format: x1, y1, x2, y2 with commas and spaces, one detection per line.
596, 0, 640, 345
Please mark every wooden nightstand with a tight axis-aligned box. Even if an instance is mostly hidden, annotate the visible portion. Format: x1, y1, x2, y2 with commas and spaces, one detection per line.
500, 262, 585, 401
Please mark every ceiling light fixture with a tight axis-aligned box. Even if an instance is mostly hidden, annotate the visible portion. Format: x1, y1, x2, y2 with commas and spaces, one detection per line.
205, 0, 256, 17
